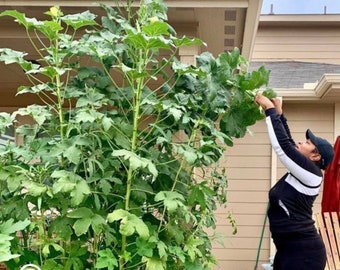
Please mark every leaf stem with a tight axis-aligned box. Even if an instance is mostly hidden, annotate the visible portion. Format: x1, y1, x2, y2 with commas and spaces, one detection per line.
157, 120, 200, 232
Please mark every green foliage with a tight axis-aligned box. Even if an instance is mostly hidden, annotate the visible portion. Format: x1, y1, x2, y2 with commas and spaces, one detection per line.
262, 88, 277, 99
0, 219, 30, 262
0, 1, 270, 269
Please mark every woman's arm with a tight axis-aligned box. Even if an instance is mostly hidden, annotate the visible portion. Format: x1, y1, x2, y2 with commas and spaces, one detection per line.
255, 94, 322, 188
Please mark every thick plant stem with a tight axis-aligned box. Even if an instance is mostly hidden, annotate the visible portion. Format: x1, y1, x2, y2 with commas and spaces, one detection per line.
56, 75, 65, 141
52, 36, 65, 142
119, 47, 147, 270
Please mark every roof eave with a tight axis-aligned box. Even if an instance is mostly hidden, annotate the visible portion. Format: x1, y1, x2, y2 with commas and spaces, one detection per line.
275, 74, 340, 102
0, 0, 250, 8
242, 0, 263, 59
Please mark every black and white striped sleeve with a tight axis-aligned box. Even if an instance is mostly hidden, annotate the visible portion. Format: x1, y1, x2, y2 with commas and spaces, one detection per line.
264, 108, 323, 195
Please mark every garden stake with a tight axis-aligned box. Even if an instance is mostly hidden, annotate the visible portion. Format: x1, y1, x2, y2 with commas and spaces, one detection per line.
254, 202, 270, 270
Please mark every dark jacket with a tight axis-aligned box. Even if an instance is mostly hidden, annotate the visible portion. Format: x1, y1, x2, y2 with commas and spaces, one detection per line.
265, 108, 323, 235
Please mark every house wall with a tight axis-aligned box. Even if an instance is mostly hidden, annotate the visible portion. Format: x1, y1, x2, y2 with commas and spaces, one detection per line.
213, 103, 335, 270
252, 19, 340, 64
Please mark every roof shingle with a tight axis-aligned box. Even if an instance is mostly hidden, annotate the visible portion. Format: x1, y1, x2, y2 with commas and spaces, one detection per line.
250, 61, 340, 88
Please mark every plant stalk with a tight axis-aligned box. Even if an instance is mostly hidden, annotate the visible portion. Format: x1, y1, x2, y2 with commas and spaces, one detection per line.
119, 46, 148, 270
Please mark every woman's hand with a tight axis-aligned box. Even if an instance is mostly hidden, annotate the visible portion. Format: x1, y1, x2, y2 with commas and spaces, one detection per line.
255, 93, 275, 110
272, 98, 282, 115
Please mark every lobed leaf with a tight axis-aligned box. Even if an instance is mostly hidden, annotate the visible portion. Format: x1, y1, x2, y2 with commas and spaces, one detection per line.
0, 10, 41, 29
142, 257, 165, 270
96, 249, 118, 270
112, 149, 158, 177
0, 219, 30, 235
154, 191, 185, 212
107, 209, 149, 239
61, 11, 97, 30
142, 21, 169, 36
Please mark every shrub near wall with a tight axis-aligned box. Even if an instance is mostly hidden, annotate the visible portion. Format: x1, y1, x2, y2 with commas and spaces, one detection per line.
0, 1, 271, 269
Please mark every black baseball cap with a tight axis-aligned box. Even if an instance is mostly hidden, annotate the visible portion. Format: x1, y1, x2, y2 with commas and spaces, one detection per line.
306, 129, 334, 170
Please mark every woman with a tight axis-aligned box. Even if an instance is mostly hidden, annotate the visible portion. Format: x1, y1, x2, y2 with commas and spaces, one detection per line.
255, 94, 334, 270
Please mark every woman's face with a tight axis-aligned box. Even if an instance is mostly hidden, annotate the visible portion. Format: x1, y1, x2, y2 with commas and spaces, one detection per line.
296, 139, 321, 161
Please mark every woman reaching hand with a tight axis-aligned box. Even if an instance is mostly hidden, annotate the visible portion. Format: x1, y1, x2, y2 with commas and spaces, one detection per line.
255, 94, 334, 270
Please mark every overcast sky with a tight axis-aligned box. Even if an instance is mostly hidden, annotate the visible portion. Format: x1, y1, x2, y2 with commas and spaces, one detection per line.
261, 0, 340, 14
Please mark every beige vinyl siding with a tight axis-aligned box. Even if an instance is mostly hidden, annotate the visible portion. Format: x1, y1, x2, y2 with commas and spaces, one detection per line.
213, 120, 272, 270
213, 103, 335, 270
252, 25, 340, 64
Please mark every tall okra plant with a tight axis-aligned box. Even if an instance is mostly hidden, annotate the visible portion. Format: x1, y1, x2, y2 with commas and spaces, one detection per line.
0, 1, 272, 269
